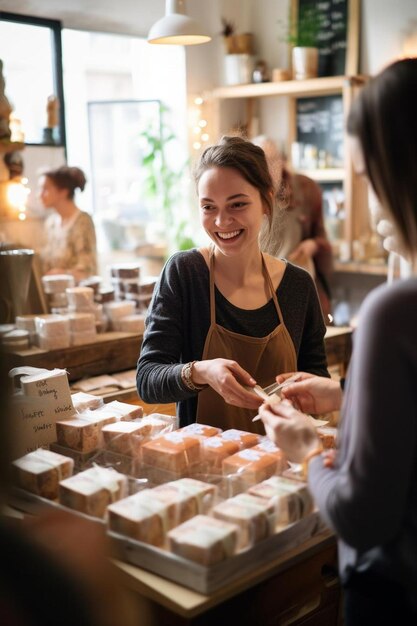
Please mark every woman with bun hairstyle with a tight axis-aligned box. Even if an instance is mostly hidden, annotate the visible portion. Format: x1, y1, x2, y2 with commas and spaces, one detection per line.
137, 135, 329, 431
40, 165, 97, 281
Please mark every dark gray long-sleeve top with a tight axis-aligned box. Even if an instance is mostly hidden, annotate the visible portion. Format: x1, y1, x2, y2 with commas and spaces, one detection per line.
137, 249, 328, 426
309, 277, 417, 606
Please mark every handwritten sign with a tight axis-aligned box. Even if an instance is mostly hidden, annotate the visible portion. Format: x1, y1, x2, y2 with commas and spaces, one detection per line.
8, 367, 75, 458
10, 394, 57, 458
297, 0, 349, 76
296, 95, 344, 166
17, 368, 75, 420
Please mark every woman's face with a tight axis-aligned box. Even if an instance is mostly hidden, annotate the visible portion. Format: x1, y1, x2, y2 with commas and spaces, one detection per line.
198, 166, 268, 256
38, 175, 67, 208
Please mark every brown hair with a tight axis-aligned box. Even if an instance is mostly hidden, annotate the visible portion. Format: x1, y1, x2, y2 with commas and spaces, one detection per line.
44, 166, 87, 200
347, 58, 417, 256
193, 136, 274, 225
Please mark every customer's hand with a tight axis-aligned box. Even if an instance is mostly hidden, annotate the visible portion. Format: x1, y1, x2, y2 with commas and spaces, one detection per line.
193, 358, 262, 409
275, 371, 342, 414
259, 399, 319, 463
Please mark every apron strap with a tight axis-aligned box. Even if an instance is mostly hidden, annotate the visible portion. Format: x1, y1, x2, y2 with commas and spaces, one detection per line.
261, 253, 285, 326
209, 246, 216, 324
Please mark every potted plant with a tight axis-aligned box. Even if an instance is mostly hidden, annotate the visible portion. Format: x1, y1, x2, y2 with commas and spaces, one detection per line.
221, 18, 255, 85
282, 5, 322, 80
138, 107, 196, 256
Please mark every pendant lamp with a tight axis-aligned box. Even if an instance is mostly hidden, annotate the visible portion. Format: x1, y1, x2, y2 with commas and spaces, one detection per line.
148, 0, 211, 45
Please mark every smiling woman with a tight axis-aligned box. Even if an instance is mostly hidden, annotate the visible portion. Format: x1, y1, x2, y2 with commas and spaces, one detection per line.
137, 136, 329, 431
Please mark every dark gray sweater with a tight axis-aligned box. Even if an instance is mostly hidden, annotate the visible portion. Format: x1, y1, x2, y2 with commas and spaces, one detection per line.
309, 277, 417, 606
137, 249, 328, 425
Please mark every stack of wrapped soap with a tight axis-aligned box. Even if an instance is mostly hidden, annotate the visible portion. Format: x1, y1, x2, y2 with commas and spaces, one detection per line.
108, 478, 218, 547
41, 274, 74, 313
12, 448, 74, 500
59, 465, 128, 518
66, 286, 105, 335
35, 314, 71, 350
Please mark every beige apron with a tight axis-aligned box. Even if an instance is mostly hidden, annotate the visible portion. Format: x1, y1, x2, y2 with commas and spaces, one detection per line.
196, 249, 297, 433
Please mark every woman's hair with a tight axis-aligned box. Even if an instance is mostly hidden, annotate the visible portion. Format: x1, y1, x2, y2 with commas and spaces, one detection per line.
347, 58, 417, 256
193, 136, 274, 225
44, 166, 87, 199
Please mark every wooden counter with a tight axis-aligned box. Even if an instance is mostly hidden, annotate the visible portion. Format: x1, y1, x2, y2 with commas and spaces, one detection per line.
115, 529, 341, 625
5, 326, 353, 383
7, 501, 341, 626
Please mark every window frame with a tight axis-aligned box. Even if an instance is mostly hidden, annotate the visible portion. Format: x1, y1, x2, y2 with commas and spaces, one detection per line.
0, 11, 66, 148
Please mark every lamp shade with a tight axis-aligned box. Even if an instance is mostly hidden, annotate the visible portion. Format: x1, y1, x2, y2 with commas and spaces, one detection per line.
148, 0, 211, 45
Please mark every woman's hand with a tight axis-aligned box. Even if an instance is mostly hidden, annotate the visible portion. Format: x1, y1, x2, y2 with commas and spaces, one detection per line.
193, 358, 263, 410
276, 371, 342, 414
259, 399, 319, 463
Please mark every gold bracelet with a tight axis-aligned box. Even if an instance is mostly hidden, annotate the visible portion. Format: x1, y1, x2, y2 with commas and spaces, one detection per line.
181, 360, 207, 392
301, 444, 324, 480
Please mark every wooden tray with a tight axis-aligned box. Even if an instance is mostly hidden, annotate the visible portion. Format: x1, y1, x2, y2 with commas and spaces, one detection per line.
10, 487, 325, 594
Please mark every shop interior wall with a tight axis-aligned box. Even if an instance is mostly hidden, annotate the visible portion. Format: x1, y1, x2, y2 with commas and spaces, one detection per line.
2, 0, 416, 315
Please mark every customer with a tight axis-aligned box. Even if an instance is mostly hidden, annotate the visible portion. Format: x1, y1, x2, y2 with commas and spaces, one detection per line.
258, 58, 417, 625
137, 136, 329, 432
39, 165, 98, 281
254, 136, 333, 319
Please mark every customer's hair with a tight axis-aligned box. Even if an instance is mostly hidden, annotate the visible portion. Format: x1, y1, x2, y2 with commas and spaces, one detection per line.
44, 166, 87, 199
347, 58, 417, 256
194, 136, 274, 224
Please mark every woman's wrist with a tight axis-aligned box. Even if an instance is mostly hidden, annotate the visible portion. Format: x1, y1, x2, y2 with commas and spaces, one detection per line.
301, 442, 324, 479
181, 361, 208, 392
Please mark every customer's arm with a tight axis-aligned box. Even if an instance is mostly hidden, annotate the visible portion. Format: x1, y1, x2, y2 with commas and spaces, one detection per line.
309, 282, 417, 550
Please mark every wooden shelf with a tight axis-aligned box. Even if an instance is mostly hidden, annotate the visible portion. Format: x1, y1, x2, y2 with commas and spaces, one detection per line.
297, 168, 344, 182
212, 76, 349, 100
334, 260, 388, 276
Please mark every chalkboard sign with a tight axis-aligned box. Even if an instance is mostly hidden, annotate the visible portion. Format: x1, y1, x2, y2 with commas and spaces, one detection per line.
296, 0, 352, 76
296, 95, 344, 166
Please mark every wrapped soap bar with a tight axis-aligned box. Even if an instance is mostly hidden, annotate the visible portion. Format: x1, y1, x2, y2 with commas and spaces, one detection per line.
163, 478, 218, 514
114, 314, 146, 334
252, 437, 288, 474
59, 466, 128, 518
66, 287, 95, 311
35, 315, 71, 350
220, 429, 260, 450
200, 436, 240, 474
41, 274, 74, 294
71, 391, 104, 413
168, 514, 239, 566
248, 475, 314, 525
317, 426, 337, 449
107, 489, 170, 546
212, 492, 275, 549
222, 449, 278, 494
178, 423, 222, 439
12, 448, 74, 500
102, 421, 148, 457
104, 400, 143, 421
56, 409, 116, 452
141, 432, 201, 474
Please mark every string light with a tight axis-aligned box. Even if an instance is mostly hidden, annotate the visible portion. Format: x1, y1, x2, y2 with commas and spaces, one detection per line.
189, 94, 211, 157
6, 177, 30, 220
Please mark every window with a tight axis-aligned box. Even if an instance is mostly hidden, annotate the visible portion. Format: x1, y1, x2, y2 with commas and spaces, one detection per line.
0, 12, 65, 146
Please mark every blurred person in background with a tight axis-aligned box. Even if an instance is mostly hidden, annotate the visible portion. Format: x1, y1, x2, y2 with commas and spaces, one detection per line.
39, 165, 97, 282
253, 136, 333, 320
